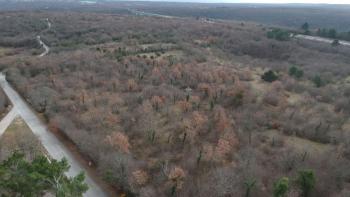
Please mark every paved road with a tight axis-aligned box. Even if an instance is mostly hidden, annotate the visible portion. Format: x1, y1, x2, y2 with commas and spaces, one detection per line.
295, 34, 350, 47
0, 73, 109, 197
129, 9, 176, 18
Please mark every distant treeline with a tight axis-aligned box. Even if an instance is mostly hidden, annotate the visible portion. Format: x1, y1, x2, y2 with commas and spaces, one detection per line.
316, 28, 350, 41
0, 37, 39, 48
135, 4, 350, 32
301, 22, 350, 42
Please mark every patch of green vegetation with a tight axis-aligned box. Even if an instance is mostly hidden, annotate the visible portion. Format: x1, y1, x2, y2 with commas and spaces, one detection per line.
332, 39, 340, 46
317, 28, 337, 39
273, 177, 289, 197
289, 66, 304, 79
297, 170, 316, 197
301, 22, 310, 35
267, 29, 290, 41
262, 70, 278, 82
312, 75, 325, 88
0, 152, 88, 196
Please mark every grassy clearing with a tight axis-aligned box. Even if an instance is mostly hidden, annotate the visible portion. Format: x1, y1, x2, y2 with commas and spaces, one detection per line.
264, 130, 332, 155
0, 47, 12, 58
341, 119, 350, 131
140, 43, 176, 50
137, 50, 183, 60
0, 117, 46, 161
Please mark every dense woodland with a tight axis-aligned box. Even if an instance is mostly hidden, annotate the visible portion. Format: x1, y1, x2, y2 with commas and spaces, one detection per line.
1, 9, 350, 197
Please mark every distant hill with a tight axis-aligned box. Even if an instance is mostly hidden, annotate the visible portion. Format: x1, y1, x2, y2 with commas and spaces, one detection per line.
117, 2, 350, 31
0, 1, 349, 31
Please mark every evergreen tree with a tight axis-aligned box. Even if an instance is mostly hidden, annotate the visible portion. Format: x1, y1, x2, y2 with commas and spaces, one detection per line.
301, 22, 309, 32
312, 75, 323, 88
244, 179, 256, 197
289, 66, 303, 79
296, 170, 316, 197
0, 152, 88, 196
273, 177, 289, 197
262, 70, 278, 82
301, 22, 310, 34
328, 29, 337, 39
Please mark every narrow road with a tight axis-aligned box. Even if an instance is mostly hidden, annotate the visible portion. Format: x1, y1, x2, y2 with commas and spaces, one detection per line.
295, 34, 350, 47
0, 73, 109, 197
46, 18, 51, 29
129, 9, 176, 18
37, 18, 51, 57
37, 35, 50, 57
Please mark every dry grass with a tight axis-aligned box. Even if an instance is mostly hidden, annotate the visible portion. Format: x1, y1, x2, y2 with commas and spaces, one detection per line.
264, 130, 331, 155
0, 117, 45, 161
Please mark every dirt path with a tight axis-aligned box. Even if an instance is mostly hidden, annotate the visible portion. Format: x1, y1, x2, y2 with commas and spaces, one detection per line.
37, 18, 51, 57
37, 35, 49, 57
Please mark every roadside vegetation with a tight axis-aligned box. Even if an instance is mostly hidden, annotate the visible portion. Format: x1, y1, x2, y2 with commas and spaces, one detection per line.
0, 117, 89, 196
0, 89, 9, 117
300, 21, 350, 42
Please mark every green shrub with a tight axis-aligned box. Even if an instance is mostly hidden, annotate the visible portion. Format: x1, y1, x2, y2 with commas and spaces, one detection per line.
312, 75, 324, 88
289, 66, 304, 79
262, 70, 278, 82
296, 170, 316, 197
273, 177, 289, 197
332, 39, 340, 46
267, 29, 290, 41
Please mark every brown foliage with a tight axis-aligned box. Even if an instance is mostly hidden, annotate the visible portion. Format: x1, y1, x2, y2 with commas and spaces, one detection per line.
151, 96, 164, 110
176, 100, 192, 112
127, 79, 138, 92
132, 170, 149, 186
191, 111, 207, 129
214, 107, 230, 132
168, 166, 186, 190
105, 132, 131, 153
214, 138, 232, 161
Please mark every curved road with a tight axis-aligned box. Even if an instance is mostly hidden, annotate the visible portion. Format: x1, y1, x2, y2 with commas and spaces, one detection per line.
37, 35, 49, 57
37, 18, 51, 57
0, 75, 108, 196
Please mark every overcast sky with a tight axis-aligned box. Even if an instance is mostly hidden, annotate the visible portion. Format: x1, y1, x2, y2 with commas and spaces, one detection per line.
236, 0, 350, 3
139, 0, 350, 4
182, 0, 350, 3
